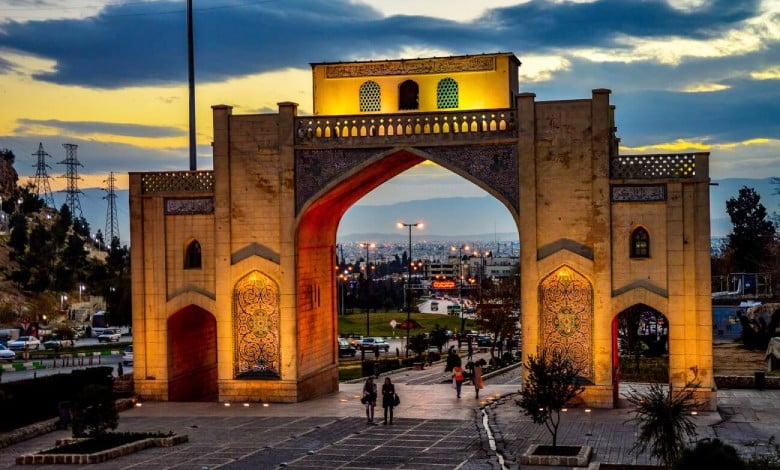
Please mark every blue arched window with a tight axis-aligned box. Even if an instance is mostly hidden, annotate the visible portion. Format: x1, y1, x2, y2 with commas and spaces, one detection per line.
437, 78, 458, 109
359, 81, 381, 112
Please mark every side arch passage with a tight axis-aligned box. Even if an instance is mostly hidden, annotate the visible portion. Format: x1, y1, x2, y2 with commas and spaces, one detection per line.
167, 305, 217, 401
540, 266, 594, 379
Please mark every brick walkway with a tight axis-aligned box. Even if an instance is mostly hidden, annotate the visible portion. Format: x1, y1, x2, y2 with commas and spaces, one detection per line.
1, 352, 778, 469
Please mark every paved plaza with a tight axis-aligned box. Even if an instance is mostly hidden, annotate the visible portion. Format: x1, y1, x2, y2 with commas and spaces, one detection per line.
1, 353, 778, 469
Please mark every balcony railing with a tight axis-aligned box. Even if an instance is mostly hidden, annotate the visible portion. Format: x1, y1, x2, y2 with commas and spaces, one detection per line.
610, 153, 699, 179
140, 171, 214, 194
295, 109, 516, 145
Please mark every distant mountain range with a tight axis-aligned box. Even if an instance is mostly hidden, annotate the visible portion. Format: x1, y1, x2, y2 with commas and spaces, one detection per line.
69, 177, 779, 246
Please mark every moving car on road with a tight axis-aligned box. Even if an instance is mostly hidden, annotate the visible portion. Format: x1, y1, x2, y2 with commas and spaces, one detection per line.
43, 335, 75, 351
122, 345, 134, 365
97, 329, 122, 343
359, 337, 390, 352
8, 336, 41, 351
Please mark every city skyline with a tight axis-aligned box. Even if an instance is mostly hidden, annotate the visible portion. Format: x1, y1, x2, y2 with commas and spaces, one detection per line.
0, 0, 777, 208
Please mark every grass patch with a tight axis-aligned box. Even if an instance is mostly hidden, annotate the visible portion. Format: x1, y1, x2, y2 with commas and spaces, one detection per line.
619, 356, 669, 382
339, 364, 363, 381
338, 311, 475, 338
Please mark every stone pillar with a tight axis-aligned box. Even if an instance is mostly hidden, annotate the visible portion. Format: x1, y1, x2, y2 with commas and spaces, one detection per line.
212, 104, 233, 393
517, 92, 539, 365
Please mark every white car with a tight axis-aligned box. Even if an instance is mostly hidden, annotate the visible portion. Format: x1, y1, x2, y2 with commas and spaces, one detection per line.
97, 329, 122, 343
122, 345, 133, 365
0, 344, 16, 362
8, 336, 41, 351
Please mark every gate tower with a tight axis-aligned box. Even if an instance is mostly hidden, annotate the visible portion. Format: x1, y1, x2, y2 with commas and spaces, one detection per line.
130, 52, 714, 408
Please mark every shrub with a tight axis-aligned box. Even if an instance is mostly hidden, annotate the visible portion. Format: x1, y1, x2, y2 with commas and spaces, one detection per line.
626, 382, 701, 468
673, 438, 746, 470
71, 384, 118, 438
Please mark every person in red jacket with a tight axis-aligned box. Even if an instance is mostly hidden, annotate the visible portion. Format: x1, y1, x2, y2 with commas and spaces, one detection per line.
452, 365, 465, 398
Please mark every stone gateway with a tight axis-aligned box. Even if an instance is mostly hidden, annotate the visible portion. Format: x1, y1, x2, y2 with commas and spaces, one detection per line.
129, 52, 714, 408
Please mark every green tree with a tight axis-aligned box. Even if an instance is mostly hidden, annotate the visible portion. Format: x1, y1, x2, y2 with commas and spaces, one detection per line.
625, 382, 701, 469
408, 333, 429, 364
476, 276, 519, 363
71, 384, 118, 438
26, 219, 56, 292
725, 186, 776, 272
429, 324, 449, 352
516, 348, 585, 447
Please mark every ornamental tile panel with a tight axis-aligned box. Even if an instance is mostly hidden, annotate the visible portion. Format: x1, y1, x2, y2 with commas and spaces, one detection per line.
233, 272, 281, 379
295, 148, 390, 214
420, 145, 519, 214
540, 266, 593, 379
610, 185, 667, 202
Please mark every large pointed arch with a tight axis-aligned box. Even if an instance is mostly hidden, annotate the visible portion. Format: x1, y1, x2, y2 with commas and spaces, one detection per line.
295, 147, 520, 377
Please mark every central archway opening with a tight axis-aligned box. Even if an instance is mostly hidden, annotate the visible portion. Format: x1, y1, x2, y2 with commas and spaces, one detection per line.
296, 148, 520, 377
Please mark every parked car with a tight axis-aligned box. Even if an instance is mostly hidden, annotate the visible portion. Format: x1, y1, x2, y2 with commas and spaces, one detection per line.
476, 335, 494, 347
8, 336, 41, 351
346, 334, 362, 348
359, 337, 389, 352
43, 335, 75, 351
337, 339, 356, 357
97, 329, 122, 343
122, 345, 134, 365
0, 344, 16, 362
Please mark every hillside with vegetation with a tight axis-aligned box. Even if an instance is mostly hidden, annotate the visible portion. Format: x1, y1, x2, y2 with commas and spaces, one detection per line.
0, 148, 130, 333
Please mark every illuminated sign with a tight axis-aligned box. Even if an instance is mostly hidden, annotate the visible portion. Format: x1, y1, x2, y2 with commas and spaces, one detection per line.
432, 280, 457, 289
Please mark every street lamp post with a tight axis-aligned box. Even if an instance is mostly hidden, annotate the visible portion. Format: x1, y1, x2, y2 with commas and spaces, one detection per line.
398, 221, 423, 357
360, 242, 376, 336
451, 244, 470, 333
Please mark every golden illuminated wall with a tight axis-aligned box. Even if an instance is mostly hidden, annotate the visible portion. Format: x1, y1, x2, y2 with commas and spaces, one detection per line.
311, 53, 520, 115
129, 53, 713, 409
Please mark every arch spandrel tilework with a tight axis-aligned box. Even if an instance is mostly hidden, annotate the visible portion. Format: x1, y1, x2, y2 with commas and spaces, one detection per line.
540, 266, 593, 379
233, 271, 281, 379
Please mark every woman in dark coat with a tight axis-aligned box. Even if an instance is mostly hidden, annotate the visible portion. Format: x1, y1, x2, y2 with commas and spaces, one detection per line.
362, 377, 377, 424
381, 377, 396, 425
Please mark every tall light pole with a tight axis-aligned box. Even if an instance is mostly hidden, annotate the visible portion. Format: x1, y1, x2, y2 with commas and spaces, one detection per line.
451, 244, 470, 333
360, 242, 375, 336
398, 221, 423, 356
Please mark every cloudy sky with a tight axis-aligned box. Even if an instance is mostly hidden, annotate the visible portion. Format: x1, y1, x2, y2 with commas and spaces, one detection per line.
0, 0, 778, 211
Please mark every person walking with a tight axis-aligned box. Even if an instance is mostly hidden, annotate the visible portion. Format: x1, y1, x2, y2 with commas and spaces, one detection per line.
381, 377, 396, 425
473, 358, 486, 398
362, 377, 377, 424
444, 346, 461, 373
452, 364, 465, 398
466, 337, 473, 361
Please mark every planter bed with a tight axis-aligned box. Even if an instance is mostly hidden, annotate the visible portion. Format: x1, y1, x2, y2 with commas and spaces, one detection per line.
16, 433, 188, 465
520, 444, 592, 466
